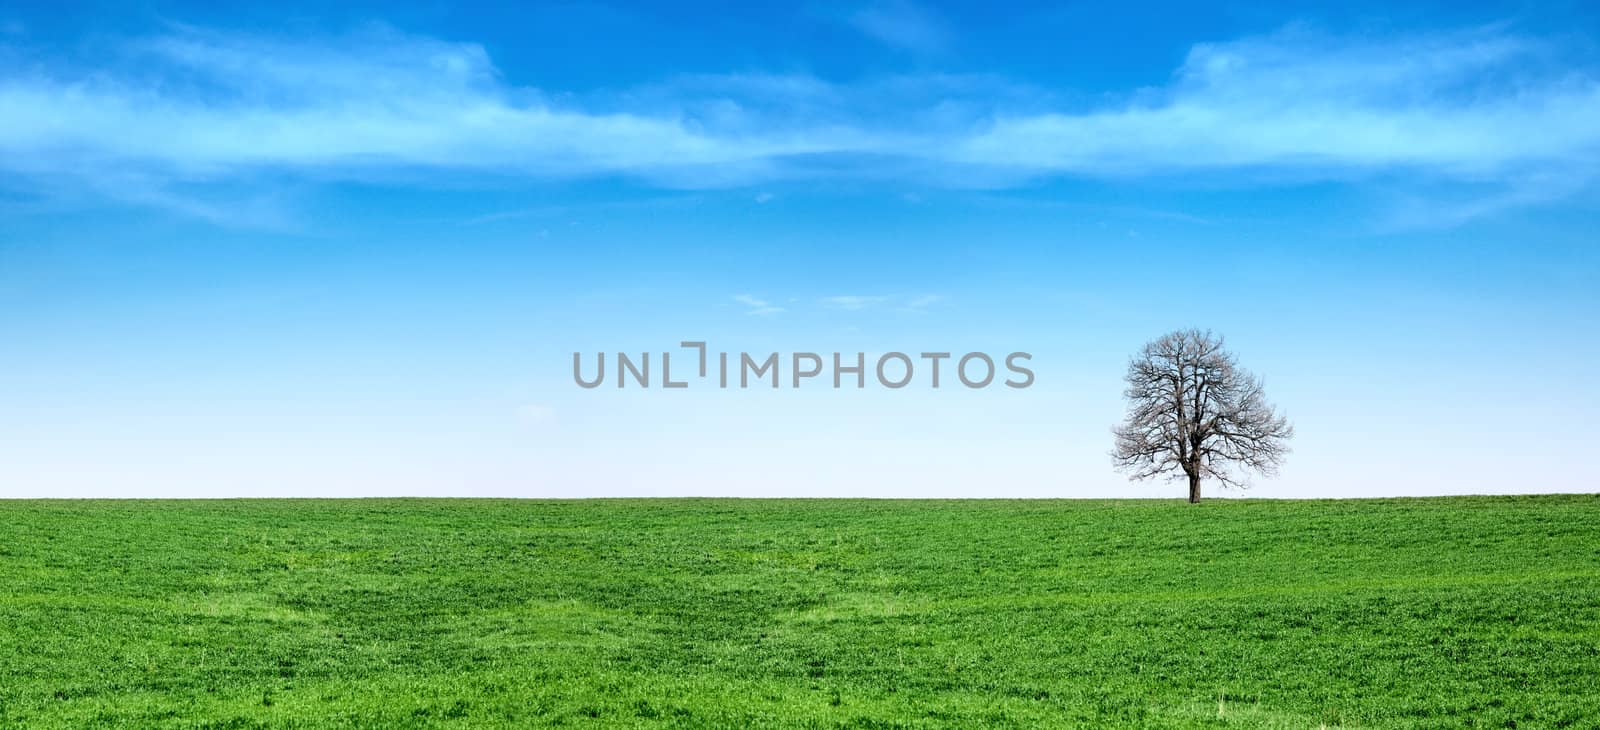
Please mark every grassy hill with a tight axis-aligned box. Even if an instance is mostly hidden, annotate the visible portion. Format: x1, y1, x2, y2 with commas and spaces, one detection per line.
1, 496, 1597, 728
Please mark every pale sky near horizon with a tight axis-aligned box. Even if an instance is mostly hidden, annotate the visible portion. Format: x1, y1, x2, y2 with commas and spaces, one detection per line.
2, 1, 1598, 498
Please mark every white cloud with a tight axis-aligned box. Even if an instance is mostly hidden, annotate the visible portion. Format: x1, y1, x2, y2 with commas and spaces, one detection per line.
847, 1, 950, 55
733, 294, 785, 316
1, 24, 1597, 222
952, 28, 1600, 177
819, 294, 945, 312
0, 26, 864, 186
821, 295, 890, 310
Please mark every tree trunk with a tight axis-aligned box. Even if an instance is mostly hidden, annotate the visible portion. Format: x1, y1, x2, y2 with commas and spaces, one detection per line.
1187, 472, 1201, 503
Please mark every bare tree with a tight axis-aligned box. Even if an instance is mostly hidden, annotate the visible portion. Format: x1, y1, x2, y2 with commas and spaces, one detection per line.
1113, 329, 1293, 503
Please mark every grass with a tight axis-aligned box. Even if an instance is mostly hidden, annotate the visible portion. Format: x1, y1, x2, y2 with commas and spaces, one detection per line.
1, 496, 1598, 728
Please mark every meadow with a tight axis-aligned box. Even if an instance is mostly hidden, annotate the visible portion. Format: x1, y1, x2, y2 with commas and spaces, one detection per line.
1, 496, 1597, 728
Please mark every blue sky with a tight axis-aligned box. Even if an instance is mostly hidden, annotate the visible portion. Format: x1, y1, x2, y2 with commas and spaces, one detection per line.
2, 1, 1598, 497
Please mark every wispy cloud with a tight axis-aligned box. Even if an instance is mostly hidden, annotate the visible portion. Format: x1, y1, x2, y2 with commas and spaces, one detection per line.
821, 295, 891, 310
0, 26, 825, 179
2, 23, 1597, 223
820, 294, 943, 312
733, 294, 785, 316
1376, 169, 1596, 232
846, 0, 950, 55
898, 294, 943, 312
953, 28, 1600, 178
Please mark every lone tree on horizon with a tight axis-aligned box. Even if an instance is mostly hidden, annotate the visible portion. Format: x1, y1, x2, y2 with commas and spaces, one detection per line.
1113, 329, 1293, 503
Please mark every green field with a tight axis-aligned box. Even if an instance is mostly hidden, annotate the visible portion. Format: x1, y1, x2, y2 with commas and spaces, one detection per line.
2, 497, 1598, 728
